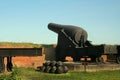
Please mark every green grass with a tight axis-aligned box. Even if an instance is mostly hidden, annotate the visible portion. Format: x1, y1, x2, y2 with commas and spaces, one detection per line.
0, 67, 120, 80
0, 42, 55, 48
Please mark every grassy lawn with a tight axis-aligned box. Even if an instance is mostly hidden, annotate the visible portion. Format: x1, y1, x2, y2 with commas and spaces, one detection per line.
0, 67, 120, 80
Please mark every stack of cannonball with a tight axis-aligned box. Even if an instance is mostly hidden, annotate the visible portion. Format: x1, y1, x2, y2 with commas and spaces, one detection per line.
41, 61, 68, 74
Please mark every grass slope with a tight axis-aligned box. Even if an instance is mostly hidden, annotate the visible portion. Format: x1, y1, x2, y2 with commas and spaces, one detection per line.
0, 42, 55, 48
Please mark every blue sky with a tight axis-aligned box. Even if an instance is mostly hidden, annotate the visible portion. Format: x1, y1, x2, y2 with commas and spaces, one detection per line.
0, 0, 120, 44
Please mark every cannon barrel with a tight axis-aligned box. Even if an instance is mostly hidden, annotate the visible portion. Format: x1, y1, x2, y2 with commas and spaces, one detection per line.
48, 23, 86, 34
48, 23, 88, 47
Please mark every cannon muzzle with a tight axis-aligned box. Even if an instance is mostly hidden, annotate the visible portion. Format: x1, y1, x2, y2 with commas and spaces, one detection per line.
48, 23, 64, 33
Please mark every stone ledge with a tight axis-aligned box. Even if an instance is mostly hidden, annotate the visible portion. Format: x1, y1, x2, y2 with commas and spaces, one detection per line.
64, 62, 120, 72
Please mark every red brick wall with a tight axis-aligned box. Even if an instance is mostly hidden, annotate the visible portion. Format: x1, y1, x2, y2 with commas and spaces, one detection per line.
4, 54, 46, 68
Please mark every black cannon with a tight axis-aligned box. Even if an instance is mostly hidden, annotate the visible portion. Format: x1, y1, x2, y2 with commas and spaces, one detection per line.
48, 23, 120, 64
48, 23, 94, 61
48, 23, 92, 48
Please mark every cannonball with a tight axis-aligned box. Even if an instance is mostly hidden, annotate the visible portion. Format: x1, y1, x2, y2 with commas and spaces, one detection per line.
55, 66, 64, 74
41, 66, 46, 72
44, 66, 51, 73
49, 66, 57, 73
50, 61, 56, 67
56, 61, 63, 67
44, 61, 51, 66
63, 66, 68, 73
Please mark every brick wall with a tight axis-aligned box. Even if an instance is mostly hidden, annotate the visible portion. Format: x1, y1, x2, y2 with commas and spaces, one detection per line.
4, 55, 46, 68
